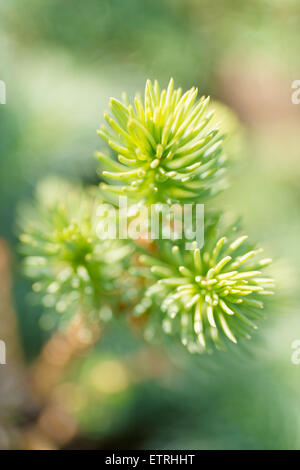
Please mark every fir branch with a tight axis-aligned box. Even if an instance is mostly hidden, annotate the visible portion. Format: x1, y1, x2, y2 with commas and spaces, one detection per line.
19, 178, 131, 325
19, 79, 276, 356
97, 78, 227, 205
134, 214, 274, 353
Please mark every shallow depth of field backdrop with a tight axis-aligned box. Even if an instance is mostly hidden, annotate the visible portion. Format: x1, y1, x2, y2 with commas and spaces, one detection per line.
0, 0, 300, 450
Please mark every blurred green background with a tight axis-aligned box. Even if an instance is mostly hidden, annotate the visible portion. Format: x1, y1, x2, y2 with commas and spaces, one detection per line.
0, 0, 300, 450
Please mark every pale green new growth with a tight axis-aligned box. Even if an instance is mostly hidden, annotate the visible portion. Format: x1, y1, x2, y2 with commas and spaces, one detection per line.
98, 78, 227, 205
135, 215, 274, 353
20, 179, 131, 323
19, 79, 275, 354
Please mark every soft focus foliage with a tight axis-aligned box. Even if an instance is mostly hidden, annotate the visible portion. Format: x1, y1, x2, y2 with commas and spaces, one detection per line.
19, 178, 131, 326
0, 0, 299, 451
20, 80, 274, 356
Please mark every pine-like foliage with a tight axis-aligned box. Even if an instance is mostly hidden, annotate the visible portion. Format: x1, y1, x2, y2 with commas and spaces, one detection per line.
134, 214, 274, 353
97, 78, 227, 205
19, 79, 275, 354
19, 179, 130, 324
